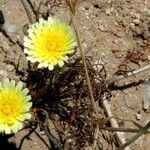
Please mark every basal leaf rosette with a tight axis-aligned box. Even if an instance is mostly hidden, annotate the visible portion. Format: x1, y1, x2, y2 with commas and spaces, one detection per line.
24, 17, 77, 70
0, 78, 32, 134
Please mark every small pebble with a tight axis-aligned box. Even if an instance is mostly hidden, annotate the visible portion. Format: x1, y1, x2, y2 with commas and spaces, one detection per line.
39, 5, 49, 17
67, 139, 74, 143
133, 18, 140, 25
111, 29, 117, 35
116, 31, 124, 38
0, 69, 8, 77
105, 8, 113, 15
111, 43, 121, 52
5, 64, 15, 71
130, 23, 135, 31
147, 10, 150, 16
135, 113, 142, 120
133, 13, 140, 19
39, 131, 45, 135
122, 20, 128, 27
98, 25, 108, 32
142, 82, 150, 110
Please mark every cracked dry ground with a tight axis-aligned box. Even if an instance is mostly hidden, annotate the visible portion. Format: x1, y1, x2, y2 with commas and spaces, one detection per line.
0, 0, 150, 150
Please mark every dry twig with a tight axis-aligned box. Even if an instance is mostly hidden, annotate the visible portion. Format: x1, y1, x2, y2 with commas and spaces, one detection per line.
102, 99, 131, 150
20, 0, 34, 23
65, 0, 100, 148
107, 64, 150, 85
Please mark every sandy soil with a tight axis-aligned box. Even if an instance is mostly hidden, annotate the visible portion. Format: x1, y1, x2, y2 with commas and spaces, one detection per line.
0, 0, 150, 150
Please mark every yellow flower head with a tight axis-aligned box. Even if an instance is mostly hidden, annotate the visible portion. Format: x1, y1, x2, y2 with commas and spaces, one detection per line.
0, 78, 32, 134
24, 17, 77, 70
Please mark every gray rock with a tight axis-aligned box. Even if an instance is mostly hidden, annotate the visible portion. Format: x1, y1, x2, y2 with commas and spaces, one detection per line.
133, 18, 140, 25
98, 25, 108, 32
130, 23, 135, 31
133, 13, 141, 19
116, 31, 124, 38
142, 83, 150, 110
147, 10, 150, 16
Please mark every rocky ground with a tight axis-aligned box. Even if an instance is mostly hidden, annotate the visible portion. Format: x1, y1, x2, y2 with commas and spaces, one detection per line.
0, 0, 150, 150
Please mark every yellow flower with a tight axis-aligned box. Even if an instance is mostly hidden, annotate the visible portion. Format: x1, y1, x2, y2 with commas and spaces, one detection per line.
24, 17, 77, 70
0, 78, 32, 134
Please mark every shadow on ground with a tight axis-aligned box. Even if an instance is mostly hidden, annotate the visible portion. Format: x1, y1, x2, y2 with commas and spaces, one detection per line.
0, 135, 18, 150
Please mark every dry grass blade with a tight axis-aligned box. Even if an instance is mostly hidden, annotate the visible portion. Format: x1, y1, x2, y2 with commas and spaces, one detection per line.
107, 64, 150, 85
65, 0, 91, 14
66, 0, 99, 117
65, 0, 100, 148
20, 0, 34, 23
118, 121, 150, 150
65, 0, 76, 14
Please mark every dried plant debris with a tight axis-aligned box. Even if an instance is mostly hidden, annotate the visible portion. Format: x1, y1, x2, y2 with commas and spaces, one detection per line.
115, 44, 150, 75
26, 58, 107, 149
30, 0, 63, 20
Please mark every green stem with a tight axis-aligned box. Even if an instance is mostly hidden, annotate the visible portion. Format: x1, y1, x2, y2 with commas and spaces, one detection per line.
118, 121, 150, 150
37, 109, 64, 150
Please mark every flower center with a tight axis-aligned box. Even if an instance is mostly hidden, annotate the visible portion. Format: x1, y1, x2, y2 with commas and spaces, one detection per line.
44, 38, 64, 53
1, 104, 12, 115
35, 28, 68, 57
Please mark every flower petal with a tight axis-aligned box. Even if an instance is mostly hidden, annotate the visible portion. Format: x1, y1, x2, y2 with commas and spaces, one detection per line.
0, 79, 32, 134
23, 17, 77, 70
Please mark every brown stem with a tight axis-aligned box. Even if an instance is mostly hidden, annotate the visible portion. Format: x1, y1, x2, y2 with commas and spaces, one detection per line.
99, 126, 140, 133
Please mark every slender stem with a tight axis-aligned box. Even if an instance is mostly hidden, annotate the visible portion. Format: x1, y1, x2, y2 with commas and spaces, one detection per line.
108, 64, 150, 85
37, 109, 64, 150
20, 0, 34, 23
66, 2, 100, 149
99, 126, 140, 133
118, 121, 150, 150
68, 2, 99, 117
